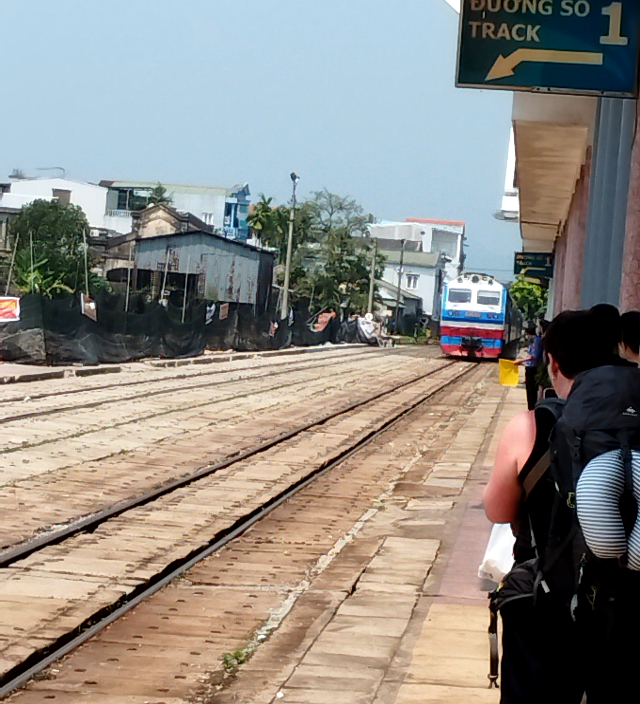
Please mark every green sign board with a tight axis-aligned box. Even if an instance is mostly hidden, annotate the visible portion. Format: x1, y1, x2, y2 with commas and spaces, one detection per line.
457, 0, 640, 96
514, 252, 554, 277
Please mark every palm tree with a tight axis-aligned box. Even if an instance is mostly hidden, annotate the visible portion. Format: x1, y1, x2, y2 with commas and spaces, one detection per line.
148, 183, 173, 206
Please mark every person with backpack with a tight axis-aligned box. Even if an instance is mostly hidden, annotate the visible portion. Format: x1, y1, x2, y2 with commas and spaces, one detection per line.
484, 310, 596, 703
548, 313, 640, 704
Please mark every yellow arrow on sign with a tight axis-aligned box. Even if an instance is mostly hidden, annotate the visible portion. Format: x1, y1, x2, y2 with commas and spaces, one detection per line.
486, 49, 604, 81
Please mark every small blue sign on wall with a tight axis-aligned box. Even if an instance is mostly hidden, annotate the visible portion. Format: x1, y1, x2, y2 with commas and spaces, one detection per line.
457, 0, 640, 96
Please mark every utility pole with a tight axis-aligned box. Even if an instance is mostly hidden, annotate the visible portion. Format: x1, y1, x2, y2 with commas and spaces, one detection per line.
5, 232, 19, 296
124, 242, 134, 313
181, 251, 192, 324
367, 238, 378, 315
281, 172, 300, 321
82, 229, 90, 296
394, 239, 406, 334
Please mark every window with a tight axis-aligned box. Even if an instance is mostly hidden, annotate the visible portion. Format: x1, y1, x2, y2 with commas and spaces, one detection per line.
117, 189, 129, 210
448, 288, 471, 303
406, 274, 419, 289
477, 290, 501, 306
52, 189, 71, 205
202, 212, 215, 225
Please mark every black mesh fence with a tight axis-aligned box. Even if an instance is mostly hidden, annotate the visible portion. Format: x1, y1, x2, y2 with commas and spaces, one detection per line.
0, 293, 366, 365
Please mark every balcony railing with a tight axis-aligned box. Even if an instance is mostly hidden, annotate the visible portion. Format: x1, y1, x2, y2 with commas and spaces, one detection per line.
105, 209, 133, 218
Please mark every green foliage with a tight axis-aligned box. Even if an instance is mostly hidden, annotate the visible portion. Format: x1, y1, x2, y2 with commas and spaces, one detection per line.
148, 182, 173, 206
304, 188, 372, 241
509, 275, 548, 322
222, 648, 250, 675
247, 194, 312, 263
292, 213, 383, 315
249, 189, 379, 315
9, 199, 106, 297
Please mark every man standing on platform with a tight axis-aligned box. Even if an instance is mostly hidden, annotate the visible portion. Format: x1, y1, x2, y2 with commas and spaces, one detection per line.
517, 325, 543, 410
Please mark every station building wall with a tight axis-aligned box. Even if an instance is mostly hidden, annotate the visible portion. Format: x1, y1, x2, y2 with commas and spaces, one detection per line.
552, 153, 591, 316
621, 106, 640, 313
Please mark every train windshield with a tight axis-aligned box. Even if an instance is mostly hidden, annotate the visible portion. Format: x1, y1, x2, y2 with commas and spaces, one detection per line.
448, 288, 472, 303
477, 290, 501, 306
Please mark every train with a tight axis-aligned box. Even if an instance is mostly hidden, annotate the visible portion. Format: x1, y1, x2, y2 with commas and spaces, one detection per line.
439, 273, 523, 359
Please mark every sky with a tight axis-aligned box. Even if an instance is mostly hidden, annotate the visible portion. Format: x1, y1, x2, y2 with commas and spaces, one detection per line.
0, 0, 520, 278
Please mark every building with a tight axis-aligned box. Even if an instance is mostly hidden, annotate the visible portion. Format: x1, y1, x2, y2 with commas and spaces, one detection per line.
368, 219, 465, 282
134, 230, 274, 310
484, 23, 640, 315
376, 279, 422, 319
99, 180, 251, 240
494, 129, 519, 224
365, 218, 464, 319
371, 239, 447, 318
97, 203, 215, 280
0, 177, 111, 236
0, 176, 252, 240
497, 93, 614, 314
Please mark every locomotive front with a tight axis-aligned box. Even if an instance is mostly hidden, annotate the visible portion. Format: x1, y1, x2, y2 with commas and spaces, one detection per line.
440, 273, 507, 359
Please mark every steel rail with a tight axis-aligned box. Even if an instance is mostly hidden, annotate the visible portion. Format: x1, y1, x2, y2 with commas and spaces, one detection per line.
0, 352, 417, 459
0, 359, 455, 566
0, 348, 386, 425
0, 345, 384, 404
0, 361, 476, 698
0, 346, 379, 406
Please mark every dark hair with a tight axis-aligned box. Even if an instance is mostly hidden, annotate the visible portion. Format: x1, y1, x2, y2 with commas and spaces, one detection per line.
526, 325, 537, 335
543, 310, 594, 379
621, 311, 640, 355
589, 303, 621, 357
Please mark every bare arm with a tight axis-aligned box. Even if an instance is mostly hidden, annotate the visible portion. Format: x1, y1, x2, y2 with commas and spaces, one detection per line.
483, 411, 536, 524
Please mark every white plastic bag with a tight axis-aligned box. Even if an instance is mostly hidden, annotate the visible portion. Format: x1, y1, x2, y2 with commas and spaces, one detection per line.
478, 523, 515, 582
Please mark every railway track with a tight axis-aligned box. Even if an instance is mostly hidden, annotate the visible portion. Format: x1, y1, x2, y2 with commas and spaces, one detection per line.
0, 356, 477, 697
0, 349, 445, 551
0, 347, 384, 424
0, 346, 418, 484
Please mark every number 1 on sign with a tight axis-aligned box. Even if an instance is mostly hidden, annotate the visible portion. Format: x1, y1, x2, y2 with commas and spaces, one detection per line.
601, 3, 629, 46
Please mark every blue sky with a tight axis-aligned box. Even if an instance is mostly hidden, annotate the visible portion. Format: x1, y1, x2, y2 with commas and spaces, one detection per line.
0, 0, 520, 278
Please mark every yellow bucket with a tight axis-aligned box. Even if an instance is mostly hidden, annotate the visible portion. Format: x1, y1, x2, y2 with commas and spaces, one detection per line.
499, 359, 520, 387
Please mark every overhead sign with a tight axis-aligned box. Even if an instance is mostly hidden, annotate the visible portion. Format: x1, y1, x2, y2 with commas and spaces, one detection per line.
457, 1, 640, 96
514, 251, 554, 277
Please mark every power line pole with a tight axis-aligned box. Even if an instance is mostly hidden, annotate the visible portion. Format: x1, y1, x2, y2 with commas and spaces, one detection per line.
394, 239, 406, 334
281, 172, 300, 321
367, 238, 378, 314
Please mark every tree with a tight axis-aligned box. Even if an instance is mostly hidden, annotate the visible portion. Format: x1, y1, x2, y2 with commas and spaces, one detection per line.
294, 232, 384, 314
291, 190, 381, 315
247, 194, 312, 264
305, 188, 371, 241
509, 275, 549, 322
147, 182, 173, 206
9, 199, 105, 297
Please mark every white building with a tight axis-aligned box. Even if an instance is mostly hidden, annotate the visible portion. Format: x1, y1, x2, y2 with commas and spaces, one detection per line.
368, 218, 465, 281
100, 180, 251, 239
0, 176, 251, 239
0, 177, 110, 235
494, 129, 520, 223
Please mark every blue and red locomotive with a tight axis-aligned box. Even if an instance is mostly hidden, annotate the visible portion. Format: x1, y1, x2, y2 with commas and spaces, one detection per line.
440, 273, 522, 359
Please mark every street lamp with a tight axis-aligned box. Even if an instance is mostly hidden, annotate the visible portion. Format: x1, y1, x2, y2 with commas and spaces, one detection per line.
281, 172, 300, 321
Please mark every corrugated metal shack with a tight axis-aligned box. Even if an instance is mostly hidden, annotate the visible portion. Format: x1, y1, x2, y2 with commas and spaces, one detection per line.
135, 231, 274, 310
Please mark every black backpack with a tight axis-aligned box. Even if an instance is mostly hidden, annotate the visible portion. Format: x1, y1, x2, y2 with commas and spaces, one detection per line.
538, 364, 640, 607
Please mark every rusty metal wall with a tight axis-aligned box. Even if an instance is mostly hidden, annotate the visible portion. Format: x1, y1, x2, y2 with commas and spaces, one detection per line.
135, 233, 270, 305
